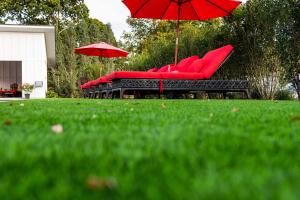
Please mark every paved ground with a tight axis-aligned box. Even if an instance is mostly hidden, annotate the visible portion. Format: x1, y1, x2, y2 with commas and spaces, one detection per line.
0, 98, 23, 102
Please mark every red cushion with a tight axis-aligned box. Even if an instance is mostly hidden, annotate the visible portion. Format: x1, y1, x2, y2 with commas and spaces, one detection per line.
157, 66, 168, 72
83, 82, 92, 89
95, 77, 110, 84
104, 73, 115, 81
108, 71, 206, 80
90, 80, 99, 86
110, 71, 163, 80
157, 64, 174, 72
176, 56, 199, 72
201, 45, 233, 78
170, 65, 179, 72
186, 59, 205, 73
147, 67, 158, 72
161, 72, 205, 80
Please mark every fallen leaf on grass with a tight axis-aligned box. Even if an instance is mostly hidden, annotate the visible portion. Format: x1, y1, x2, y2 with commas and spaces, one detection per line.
86, 176, 118, 190
290, 116, 300, 122
161, 103, 167, 109
231, 107, 239, 113
51, 124, 63, 134
4, 120, 12, 126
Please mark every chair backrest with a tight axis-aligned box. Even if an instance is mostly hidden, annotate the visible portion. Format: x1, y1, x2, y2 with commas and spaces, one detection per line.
201, 45, 234, 78
186, 59, 205, 73
176, 56, 199, 72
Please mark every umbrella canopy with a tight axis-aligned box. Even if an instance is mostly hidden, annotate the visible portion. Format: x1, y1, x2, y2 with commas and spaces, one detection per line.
122, 0, 241, 64
75, 42, 129, 58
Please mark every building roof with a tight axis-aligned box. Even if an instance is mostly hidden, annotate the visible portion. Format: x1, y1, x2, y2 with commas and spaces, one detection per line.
0, 24, 55, 66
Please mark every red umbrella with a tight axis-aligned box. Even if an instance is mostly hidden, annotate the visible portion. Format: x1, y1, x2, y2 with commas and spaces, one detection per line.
122, 0, 241, 64
75, 42, 129, 58
75, 42, 129, 76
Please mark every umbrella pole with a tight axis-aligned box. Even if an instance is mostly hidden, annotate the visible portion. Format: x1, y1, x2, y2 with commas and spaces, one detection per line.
174, 19, 180, 65
99, 58, 102, 77
111, 59, 114, 73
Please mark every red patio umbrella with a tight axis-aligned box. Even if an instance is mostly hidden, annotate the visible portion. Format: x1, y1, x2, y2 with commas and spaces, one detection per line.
75, 42, 129, 58
75, 42, 129, 75
122, 0, 241, 65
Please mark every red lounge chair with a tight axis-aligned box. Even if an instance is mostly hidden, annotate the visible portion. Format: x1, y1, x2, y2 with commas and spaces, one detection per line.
107, 45, 249, 98
80, 76, 112, 98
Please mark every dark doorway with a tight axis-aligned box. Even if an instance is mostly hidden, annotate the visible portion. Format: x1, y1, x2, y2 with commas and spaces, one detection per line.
0, 61, 22, 98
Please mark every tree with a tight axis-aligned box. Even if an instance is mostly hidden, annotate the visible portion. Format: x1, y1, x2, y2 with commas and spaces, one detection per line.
276, 0, 300, 99
0, 0, 89, 25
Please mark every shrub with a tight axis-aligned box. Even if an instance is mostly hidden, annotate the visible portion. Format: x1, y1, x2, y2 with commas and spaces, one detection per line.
274, 90, 294, 100
46, 90, 59, 98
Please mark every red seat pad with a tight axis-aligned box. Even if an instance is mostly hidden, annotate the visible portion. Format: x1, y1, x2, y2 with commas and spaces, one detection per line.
105, 73, 115, 81
110, 71, 163, 80
161, 72, 206, 80
157, 65, 168, 72
83, 82, 92, 89
176, 56, 199, 72
109, 71, 206, 80
90, 80, 99, 86
202, 45, 233, 78
147, 67, 158, 72
95, 76, 110, 84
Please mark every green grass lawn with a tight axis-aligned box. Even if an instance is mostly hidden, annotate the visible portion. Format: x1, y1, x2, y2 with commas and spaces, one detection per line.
0, 99, 300, 200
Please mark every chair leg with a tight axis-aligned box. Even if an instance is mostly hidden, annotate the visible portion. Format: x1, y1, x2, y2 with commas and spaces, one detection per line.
120, 89, 125, 99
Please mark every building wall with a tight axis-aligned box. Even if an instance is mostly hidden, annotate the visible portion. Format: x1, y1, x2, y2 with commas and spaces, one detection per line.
0, 32, 47, 98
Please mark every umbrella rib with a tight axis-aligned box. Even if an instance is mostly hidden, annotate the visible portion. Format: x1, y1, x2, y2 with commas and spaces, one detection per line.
132, 0, 151, 17
160, 0, 173, 19
206, 0, 231, 15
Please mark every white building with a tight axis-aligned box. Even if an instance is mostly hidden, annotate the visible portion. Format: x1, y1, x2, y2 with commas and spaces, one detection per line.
0, 25, 55, 99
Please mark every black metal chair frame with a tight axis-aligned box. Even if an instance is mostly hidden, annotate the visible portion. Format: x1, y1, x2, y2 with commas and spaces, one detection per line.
110, 79, 250, 99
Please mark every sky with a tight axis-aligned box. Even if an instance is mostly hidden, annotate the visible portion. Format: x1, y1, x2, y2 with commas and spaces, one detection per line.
85, 0, 248, 40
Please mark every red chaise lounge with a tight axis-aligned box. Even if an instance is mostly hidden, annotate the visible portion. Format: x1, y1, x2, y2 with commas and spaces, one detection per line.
108, 45, 249, 98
